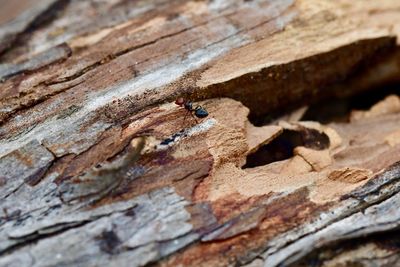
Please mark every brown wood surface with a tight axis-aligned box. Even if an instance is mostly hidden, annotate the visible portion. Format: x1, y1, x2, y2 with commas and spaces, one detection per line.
0, 1, 400, 266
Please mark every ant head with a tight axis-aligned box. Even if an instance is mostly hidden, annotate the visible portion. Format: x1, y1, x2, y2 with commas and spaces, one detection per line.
175, 97, 185, 106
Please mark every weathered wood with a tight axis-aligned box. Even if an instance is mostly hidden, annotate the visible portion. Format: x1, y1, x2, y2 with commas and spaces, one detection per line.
1, 1, 400, 267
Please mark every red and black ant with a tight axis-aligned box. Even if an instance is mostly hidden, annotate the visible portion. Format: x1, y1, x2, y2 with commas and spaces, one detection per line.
175, 97, 208, 120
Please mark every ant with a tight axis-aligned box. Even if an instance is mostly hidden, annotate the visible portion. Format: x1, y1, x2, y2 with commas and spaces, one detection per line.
175, 97, 208, 120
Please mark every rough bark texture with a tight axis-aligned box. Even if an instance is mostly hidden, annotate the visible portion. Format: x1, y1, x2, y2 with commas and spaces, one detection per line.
0, 1, 400, 267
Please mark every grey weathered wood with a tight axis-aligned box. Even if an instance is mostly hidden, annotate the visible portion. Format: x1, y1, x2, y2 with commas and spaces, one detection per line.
1, 1, 400, 267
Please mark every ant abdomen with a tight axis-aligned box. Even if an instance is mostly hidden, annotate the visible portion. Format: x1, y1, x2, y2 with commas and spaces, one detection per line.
194, 107, 208, 118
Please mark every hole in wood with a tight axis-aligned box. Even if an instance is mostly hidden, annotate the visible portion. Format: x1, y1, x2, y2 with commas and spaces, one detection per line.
247, 86, 400, 127
242, 128, 330, 169
301, 84, 400, 124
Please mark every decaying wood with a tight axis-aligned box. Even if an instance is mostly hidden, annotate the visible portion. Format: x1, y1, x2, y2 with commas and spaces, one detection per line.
0, 1, 400, 266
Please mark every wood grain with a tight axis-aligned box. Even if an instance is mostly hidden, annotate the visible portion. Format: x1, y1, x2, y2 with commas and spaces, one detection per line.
0, 1, 400, 266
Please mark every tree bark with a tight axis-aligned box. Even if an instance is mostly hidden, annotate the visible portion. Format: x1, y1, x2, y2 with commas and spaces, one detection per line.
0, 1, 400, 266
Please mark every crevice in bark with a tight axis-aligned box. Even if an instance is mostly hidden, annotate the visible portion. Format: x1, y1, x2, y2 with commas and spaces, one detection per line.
243, 128, 329, 168
0, 79, 84, 127
0, 221, 87, 256
0, 203, 137, 256
0, 0, 71, 59
301, 83, 400, 124
293, 229, 400, 267
220, 38, 398, 126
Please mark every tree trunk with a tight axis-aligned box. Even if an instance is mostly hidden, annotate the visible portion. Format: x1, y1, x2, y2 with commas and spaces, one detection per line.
1, 1, 400, 266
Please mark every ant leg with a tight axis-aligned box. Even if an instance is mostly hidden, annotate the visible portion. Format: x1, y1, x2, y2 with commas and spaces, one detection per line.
183, 110, 192, 128
183, 109, 189, 122
189, 111, 199, 124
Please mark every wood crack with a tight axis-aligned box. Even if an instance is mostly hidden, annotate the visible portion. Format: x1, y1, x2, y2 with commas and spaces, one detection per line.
0, 0, 71, 58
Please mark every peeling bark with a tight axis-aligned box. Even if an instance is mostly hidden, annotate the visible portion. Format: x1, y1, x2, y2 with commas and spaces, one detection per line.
1, 1, 400, 267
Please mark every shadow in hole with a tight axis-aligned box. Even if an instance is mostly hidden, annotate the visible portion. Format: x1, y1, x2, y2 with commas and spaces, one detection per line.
302, 83, 400, 124
243, 128, 330, 169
